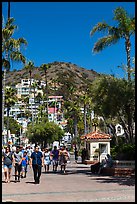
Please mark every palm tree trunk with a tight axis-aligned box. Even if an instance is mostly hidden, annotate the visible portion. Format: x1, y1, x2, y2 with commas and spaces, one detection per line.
126, 106, 134, 143
34, 87, 36, 121
45, 70, 49, 119
3, 51, 9, 145
7, 107, 10, 144
2, 69, 6, 132
125, 37, 131, 81
29, 71, 34, 124
2, 2, 10, 144
74, 116, 78, 137
29, 71, 32, 95
84, 104, 87, 134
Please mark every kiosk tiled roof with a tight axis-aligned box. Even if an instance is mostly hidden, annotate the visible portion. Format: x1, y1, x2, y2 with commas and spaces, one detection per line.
80, 131, 112, 140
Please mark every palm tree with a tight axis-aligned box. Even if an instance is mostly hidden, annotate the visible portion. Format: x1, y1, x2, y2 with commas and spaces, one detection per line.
2, 16, 27, 136
31, 81, 38, 120
20, 96, 31, 120
24, 61, 35, 123
40, 64, 51, 119
90, 7, 135, 81
64, 100, 81, 138
5, 87, 17, 144
24, 61, 35, 95
2, 17, 27, 70
79, 93, 93, 135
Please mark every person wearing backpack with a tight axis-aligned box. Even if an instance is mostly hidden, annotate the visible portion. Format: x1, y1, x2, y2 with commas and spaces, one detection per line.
13, 146, 23, 182
2, 146, 14, 183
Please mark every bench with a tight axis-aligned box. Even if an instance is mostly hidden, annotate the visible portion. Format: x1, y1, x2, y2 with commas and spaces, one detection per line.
84, 160, 99, 165
101, 167, 135, 177
89, 160, 135, 177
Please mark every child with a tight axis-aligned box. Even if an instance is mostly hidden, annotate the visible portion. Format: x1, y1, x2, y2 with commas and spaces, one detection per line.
21, 151, 28, 178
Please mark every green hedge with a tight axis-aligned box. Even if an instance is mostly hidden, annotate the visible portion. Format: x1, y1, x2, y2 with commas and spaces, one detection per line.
111, 143, 135, 160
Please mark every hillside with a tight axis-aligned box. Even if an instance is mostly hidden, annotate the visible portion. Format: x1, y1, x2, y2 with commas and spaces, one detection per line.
5, 61, 100, 87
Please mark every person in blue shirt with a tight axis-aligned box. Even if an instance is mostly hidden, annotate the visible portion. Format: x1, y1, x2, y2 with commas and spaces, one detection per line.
30, 146, 44, 184
21, 151, 28, 178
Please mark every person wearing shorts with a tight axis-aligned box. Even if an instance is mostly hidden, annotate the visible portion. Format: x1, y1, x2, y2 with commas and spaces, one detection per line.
2, 146, 14, 183
50, 146, 59, 172
21, 151, 28, 178
44, 148, 51, 172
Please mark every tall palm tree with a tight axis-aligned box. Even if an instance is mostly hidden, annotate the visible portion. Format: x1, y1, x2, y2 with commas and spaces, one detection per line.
90, 7, 135, 81
40, 64, 51, 119
24, 61, 35, 95
2, 16, 27, 138
5, 87, 17, 144
24, 61, 35, 123
31, 81, 38, 120
79, 93, 92, 135
64, 100, 81, 138
2, 17, 27, 70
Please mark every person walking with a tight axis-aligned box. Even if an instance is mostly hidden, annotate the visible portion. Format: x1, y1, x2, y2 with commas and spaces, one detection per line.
44, 148, 51, 172
74, 146, 78, 163
59, 146, 68, 174
81, 147, 87, 164
2, 146, 14, 183
50, 146, 59, 172
13, 146, 23, 182
26, 145, 33, 164
29, 146, 44, 184
21, 151, 28, 178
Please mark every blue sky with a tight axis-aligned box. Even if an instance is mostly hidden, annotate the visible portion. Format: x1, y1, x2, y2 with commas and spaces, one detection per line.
2, 2, 135, 78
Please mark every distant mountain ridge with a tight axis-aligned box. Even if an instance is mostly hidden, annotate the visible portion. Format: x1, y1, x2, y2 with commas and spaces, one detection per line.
5, 61, 100, 87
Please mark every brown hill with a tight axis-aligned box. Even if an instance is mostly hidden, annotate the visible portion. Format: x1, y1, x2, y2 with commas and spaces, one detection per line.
5, 61, 100, 88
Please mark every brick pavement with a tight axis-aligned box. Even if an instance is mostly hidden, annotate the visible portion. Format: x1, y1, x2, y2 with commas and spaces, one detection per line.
2, 161, 135, 202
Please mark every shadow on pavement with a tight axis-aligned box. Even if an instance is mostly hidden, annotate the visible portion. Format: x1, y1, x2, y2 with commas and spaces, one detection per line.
25, 181, 36, 184
2, 180, 21, 183
41, 164, 135, 187
90, 176, 135, 186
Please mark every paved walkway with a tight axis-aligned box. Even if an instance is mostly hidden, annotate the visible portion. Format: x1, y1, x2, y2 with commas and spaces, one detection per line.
2, 159, 135, 202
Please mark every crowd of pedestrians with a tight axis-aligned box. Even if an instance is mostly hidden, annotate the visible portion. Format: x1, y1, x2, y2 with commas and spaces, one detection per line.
2, 144, 70, 184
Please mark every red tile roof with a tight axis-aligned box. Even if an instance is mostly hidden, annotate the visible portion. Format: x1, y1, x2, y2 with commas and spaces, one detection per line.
48, 107, 58, 113
80, 131, 112, 140
48, 96, 63, 99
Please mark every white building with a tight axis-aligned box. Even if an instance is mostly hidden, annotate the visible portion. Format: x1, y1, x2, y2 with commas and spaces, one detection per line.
15, 78, 45, 98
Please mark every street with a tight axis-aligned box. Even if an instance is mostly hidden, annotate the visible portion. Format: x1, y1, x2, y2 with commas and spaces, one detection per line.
2, 155, 135, 202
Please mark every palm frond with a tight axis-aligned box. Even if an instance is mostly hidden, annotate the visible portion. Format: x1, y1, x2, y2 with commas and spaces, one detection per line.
90, 22, 110, 36
24, 61, 35, 71
10, 51, 26, 64
17, 38, 28, 46
40, 64, 51, 72
92, 35, 119, 53
113, 7, 135, 36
